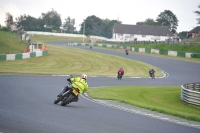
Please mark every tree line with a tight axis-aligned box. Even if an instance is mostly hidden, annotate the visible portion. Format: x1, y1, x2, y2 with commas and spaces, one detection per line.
3, 9, 120, 38
1, 4, 200, 39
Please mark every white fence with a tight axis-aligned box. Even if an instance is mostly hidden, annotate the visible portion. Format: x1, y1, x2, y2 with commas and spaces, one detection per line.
26, 31, 109, 41
26, 31, 200, 44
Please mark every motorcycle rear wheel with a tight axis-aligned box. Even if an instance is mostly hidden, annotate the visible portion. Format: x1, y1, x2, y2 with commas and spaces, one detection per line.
61, 94, 75, 106
118, 75, 122, 80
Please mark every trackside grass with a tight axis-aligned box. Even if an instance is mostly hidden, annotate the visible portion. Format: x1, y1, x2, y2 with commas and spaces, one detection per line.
31, 34, 200, 53
97, 47, 200, 63
30, 34, 84, 43
30, 34, 200, 63
118, 43, 200, 53
0, 44, 162, 77
0, 31, 27, 54
183, 37, 200, 42
87, 86, 200, 122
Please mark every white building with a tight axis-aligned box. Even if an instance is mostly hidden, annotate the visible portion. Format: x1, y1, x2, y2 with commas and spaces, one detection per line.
112, 23, 175, 42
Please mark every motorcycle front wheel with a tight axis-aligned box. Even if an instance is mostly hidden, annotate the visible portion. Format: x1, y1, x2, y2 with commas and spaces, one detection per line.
54, 97, 61, 104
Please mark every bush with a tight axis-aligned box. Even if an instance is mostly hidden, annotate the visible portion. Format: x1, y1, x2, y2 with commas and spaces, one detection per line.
1, 27, 9, 31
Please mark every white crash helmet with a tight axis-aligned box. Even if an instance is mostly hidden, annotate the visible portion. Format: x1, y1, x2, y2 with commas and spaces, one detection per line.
81, 74, 87, 80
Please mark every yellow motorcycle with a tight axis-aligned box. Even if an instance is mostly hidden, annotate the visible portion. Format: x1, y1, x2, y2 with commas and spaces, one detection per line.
54, 76, 79, 106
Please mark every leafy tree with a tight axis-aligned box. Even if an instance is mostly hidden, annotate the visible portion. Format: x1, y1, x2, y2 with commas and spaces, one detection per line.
156, 10, 178, 33
85, 28, 92, 38
15, 14, 27, 30
103, 19, 120, 38
80, 15, 121, 38
80, 15, 101, 36
89, 15, 103, 36
136, 22, 145, 25
5, 12, 14, 31
145, 18, 159, 26
195, 4, 200, 24
41, 9, 62, 32
63, 16, 76, 33
15, 15, 40, 31
37, 17, 46, 31
136, 18, 158, 26
178, 31, 188, 39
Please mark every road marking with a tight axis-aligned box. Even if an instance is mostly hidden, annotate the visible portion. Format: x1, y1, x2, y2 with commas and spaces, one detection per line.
52, 75, 70, 76
81, 94, 200, 129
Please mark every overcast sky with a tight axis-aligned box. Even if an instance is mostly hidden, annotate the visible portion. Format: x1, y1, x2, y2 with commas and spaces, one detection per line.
0, 0, 200, 32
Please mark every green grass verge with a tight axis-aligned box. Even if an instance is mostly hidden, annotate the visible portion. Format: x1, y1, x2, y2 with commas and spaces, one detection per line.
30, 34, 84, 43
87, 86, 200, 122
0, 44, 162, 77
103, 47, 200, 63
0, 31, 28, 54
31, 34, 200, 53
183, 37, 200, 42
116, 43, 200, 53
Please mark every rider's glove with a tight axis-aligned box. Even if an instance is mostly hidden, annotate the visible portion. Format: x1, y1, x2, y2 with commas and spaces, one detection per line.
67, 78, 71, 83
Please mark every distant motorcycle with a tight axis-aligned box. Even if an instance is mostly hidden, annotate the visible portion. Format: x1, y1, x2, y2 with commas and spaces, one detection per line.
54, 76, 79, 106
89, 45, 92, 49
125, 50, 128, 55
149, 72, 155, 79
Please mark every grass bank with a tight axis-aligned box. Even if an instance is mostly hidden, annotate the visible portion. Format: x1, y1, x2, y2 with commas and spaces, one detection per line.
183, 37, 200, 42
103, 47, 200, 63
87, 86, 200, 122
0, 31, 28, 54
30, 34, 84, 43
29, 34, 200, 63
117, 43, 200, 53
0, 44, 162, 77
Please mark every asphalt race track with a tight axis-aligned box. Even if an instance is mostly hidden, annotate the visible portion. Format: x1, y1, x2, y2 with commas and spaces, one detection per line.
0, 42, 200, 133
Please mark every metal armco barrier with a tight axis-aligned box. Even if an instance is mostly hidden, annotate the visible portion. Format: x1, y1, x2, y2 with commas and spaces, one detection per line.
181, 82, 200, 106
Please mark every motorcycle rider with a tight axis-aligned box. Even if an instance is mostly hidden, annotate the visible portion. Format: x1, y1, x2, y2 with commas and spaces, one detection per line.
118, 66, 124, 78
57, 74, 88, 102
89, 44, 92, 49
149, 68, 155, 79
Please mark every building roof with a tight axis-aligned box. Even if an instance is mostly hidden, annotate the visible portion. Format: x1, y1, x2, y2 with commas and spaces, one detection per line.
113, 23, 174, 37
188, 26, 200, 33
